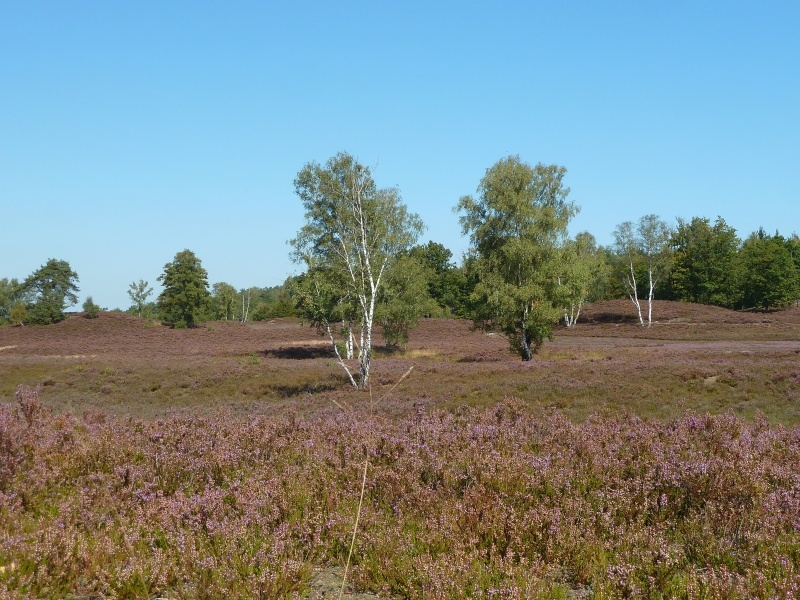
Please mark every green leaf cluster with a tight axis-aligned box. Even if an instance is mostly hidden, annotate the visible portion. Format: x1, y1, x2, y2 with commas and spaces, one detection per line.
735, 230, 799, 310
82, 296, 100, 318
290, 152, 424, 387
157, 249, 211, 328
666, 217, 739, 306
377, 255, 439, 349
408, 241, 476, 318
457, 156, 577, 360
0, 278, 25, 324
15, 259, 80, 324
128, 279, 154, 318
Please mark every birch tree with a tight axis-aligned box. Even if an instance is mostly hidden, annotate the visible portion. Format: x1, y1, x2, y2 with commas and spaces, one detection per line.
457, 156, 577, 360
613, 214, 671, 327
128, 280, 153, 318
290, 152, 424, 389
239, 287, 256, 322
212, 282, 238, 320
559, 232, 603, 327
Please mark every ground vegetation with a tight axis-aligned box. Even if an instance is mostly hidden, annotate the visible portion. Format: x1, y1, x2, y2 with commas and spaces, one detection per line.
2, 301, 800, 596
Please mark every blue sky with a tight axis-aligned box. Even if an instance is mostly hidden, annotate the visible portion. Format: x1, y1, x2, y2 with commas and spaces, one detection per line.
2, 1, 798, 310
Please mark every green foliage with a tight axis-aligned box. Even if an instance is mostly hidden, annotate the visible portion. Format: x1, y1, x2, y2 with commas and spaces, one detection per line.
612, 215, 672, 326
8, 301, 26, 326
248, 281, 300, 320
211, 282, 238, 320
408, 241, 475, 317
735, 230, 799, 310
292, 267, 357, 334
667, 216, 740, 306
157, 250, 211, 328
22, 259, 80, 324
784, 234, 800, 301
558, 232, 608, 325
290, 152, 424, 387
408, 241, 454, 275
128, 279, 154, 318
0, 278, 24, 324
126, 301, 158, 320
377, 255, 438, 349
82, 296, 100, 318
457, 156, 577, 359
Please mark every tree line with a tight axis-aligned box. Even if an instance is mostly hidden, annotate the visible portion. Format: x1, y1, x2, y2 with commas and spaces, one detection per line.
2, 153, 799, 385
0, 256, 298, 328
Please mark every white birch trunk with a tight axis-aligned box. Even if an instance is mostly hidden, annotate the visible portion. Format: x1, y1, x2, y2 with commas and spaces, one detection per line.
520, 306, 532, 361
647, 269, 655, 328
326, 323, 358, 388
345, 320, 354, 360
564, 300, 582, 327
626, 261, 644, 326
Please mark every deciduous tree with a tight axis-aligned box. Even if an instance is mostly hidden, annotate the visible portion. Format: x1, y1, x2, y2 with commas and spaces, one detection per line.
0, 278, 23, 324
735, 230, 799, 310
128, 280, 154, 318
8, 301, 26, 326
667, 216, 739, 307
408, 241, 474, 317
456, 156, 577, 360
212, 282, 238, 321
377, 255, 437, 349
290, 152, 424, 388
559, 232, 605, 327
613, 215, 671, 327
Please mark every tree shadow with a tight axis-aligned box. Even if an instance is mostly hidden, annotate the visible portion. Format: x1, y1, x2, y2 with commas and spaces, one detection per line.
260, 345, 333, 360
272, 381, 341, 397
580, 312, 641, 324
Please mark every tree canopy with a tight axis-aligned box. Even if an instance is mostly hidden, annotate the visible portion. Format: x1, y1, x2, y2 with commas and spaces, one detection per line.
736, 231, 799, 310
613, 215, 672, 326
157, 250, 211, 328
128, 280, 154, 318
290, 152, 424, 387
22, 259, 80, 324
457, 156, 577, 360
667, 216, 739, 307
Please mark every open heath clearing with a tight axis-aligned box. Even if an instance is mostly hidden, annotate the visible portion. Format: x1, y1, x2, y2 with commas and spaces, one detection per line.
1, 301, 800, 598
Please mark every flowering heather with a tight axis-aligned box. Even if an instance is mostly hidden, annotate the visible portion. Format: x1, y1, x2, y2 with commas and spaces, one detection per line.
0, 387, 798, 598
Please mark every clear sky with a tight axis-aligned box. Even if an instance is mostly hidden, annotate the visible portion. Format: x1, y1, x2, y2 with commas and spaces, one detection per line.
2, 1, 798, 310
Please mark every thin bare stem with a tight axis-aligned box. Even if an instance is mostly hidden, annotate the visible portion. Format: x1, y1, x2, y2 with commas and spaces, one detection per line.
339, 453, 368, 600
337, 365, 413, 599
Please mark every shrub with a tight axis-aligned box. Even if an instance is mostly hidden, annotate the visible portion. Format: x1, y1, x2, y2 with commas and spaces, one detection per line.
82, 296, 100, 318
8, 301, 26, 326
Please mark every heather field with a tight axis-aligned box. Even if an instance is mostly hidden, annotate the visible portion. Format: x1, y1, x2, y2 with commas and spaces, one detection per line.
1, 301, 800, 598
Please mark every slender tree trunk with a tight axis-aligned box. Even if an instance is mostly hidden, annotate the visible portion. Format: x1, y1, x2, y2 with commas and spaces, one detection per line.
344, 320, 354, 360
520, 309, 532, 361
564, 300, 582, 327
360, 295, 376, 388
326, 323, 358, 388
626, 261, 644, 326
521, 331, 532, 361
